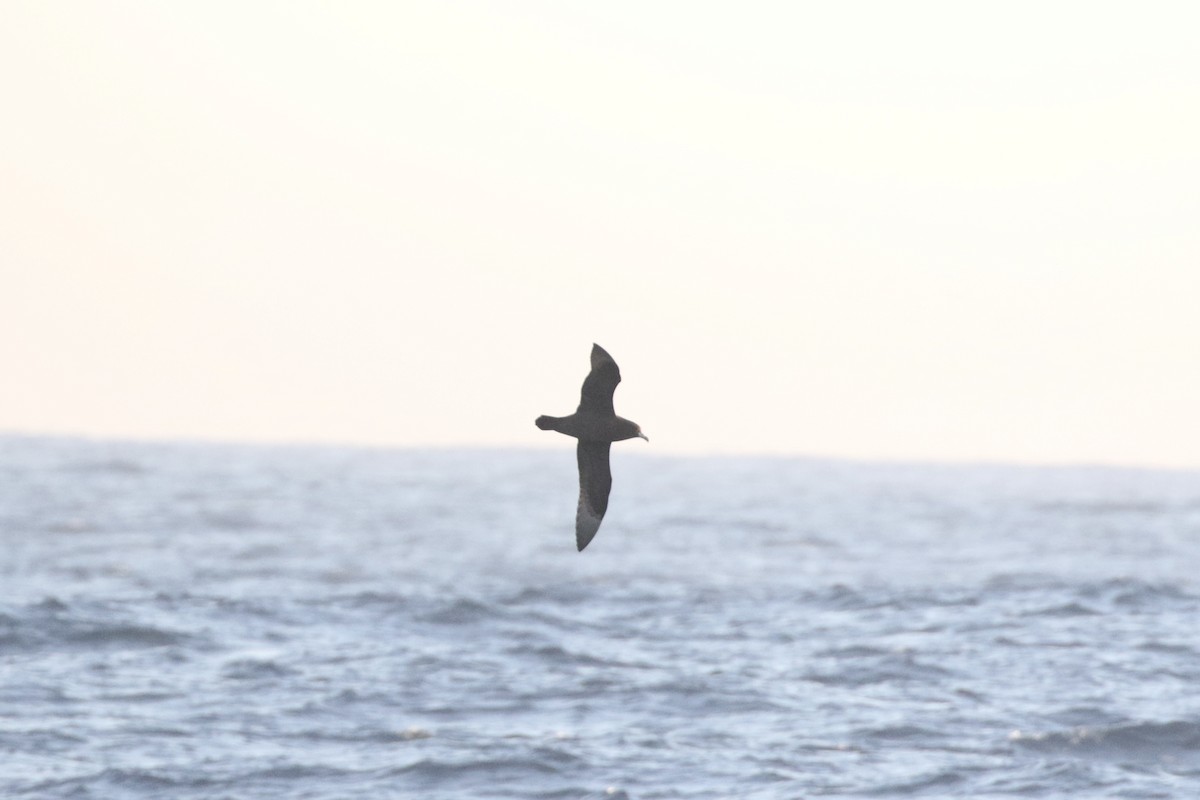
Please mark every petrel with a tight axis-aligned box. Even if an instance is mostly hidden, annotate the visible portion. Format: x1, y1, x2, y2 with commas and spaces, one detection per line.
536, 344, 648, 551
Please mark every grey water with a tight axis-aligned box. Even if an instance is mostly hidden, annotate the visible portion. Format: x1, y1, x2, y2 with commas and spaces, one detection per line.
2, 435, 1200, 799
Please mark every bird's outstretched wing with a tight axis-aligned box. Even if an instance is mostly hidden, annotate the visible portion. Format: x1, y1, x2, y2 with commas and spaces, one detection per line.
575, 441, 612, 551
577, 343, 621, 415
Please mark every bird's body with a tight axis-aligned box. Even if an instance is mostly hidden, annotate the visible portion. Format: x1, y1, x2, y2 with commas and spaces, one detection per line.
536, 344, 647, 551
534, 411, 643, 442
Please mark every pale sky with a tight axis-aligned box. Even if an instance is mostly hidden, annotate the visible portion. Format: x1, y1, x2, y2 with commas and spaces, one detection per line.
2, 2, 1199, 466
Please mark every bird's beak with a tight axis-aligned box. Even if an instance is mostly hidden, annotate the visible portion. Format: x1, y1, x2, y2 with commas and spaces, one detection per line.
638, 431, 649, 442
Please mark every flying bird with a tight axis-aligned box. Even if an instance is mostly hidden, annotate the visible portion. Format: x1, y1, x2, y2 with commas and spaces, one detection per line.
536, 344, 648, 551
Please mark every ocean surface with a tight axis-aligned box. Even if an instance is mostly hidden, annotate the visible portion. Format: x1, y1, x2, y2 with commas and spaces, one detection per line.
2, 435, 1200, 799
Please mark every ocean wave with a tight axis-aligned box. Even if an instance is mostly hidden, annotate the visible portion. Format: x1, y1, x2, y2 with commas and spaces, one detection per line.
861, 769, 967, 795
221, 657, 298, 680
993, 635, 1086, 649
42, 518, 100, 534
1089, 578, 1197, 608
66, 624, 185, 648
1035, 500, 1176, 515
200, 509, 264, 531
97, 691, 184, 703
813, 644, 892, 659
0, 600, 192, 654
0, 729, 86, 754
514, 644, 650, 670
2, 622, 188, 653
363, 726, 433, 743
1137, 639, 1197, 655
286, 724, 432, 744
1019, 602, 1102, 618
240, 764, 355, 782
19, 767, 217, 795
293, 687, 402, 714
527, 789, 630, 800
804, 655, 956, 688
389, 753, 572, 781
419, 598, 505, 625
502, 585, 591, 607
639, 679, 788, 713
1011, 720, 1200, 762
330, 590, 410, 609
857, 723, 942, 741
815, 584, 978, 612
984, 572, 1073, 592
60, 459, 146, 476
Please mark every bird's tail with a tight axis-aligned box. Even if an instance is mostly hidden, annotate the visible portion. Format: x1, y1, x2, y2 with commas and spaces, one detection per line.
535, 415, 556, 431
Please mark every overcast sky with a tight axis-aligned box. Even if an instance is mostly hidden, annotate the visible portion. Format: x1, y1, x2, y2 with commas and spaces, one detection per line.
3, 2, 1199, 466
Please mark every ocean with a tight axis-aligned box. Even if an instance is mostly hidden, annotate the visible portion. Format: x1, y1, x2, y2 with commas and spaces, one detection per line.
2, 435, 1199, 798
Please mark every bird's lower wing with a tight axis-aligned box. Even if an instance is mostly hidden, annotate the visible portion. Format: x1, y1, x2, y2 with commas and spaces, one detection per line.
575, 441, 612, 551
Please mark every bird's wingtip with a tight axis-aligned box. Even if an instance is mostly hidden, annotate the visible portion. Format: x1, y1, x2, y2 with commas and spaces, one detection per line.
590, 343, 615, 369
576, 507, 602, 551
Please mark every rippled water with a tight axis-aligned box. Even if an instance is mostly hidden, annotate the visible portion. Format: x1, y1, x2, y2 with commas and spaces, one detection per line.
2, 435, 1200, 798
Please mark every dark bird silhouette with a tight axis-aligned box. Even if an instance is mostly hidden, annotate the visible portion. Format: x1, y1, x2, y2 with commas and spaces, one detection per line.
536, 344, 648, 550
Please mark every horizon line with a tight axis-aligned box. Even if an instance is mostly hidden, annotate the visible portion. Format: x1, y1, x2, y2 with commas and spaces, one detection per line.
3, 428, 1198, 475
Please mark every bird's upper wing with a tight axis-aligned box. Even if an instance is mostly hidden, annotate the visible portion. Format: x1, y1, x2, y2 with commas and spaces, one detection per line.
577, 343, 621, 415
575, 441, 612, 551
